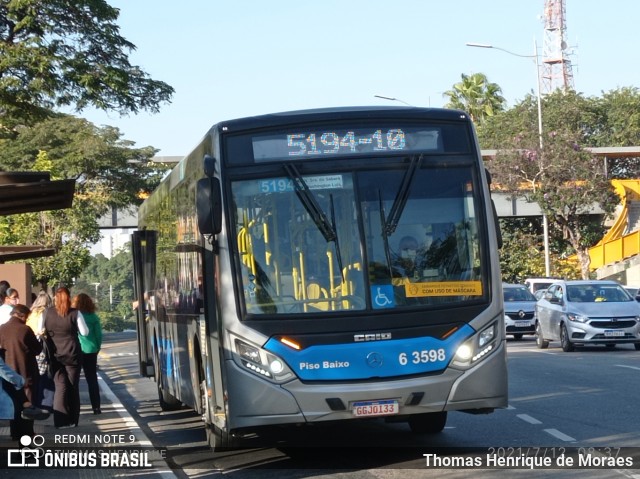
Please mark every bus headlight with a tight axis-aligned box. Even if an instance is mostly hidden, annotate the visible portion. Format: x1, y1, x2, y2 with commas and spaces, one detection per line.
478, 323, 495, 347
235, 340, 261, 363
455, 344, 473, 361
452, 321, 498, 368
232, 335, 294, 383
269, 359, 285, 374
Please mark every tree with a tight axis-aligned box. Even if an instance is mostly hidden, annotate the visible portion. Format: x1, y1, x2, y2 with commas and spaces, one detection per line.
0, 114, 168, 288
484, 90, 619, 279
0, 0, 174, 130
590, 87, 640, 179
75, 246, 135, 332
499, 218, 583, 282
443, 73, 506, 124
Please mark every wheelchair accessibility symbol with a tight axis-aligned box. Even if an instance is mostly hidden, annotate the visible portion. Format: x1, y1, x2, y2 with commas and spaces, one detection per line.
371, 285, 395, 309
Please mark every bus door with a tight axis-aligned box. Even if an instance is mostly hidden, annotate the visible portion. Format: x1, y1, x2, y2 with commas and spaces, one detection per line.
132, 229, 157, 378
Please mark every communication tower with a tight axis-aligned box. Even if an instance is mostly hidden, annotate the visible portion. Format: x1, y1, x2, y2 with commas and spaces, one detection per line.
540, 0, 574, 94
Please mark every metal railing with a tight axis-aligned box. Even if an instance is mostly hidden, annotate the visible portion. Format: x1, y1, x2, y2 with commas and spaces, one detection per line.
586, 180, 640, 270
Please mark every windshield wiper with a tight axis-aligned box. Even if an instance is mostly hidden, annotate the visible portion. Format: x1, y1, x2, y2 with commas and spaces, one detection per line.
329, 194, 345, 281
379, 191, 394, 278
382, 154, 423, 237
284, 164, 345, 281
284, 164, 336, 243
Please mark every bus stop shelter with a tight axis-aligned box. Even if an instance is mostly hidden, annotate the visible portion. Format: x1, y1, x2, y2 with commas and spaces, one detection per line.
0, 171, 75, 263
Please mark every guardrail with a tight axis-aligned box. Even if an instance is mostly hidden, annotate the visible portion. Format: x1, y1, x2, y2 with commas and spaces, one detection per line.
589, 230, 640, 270
586, 180, 640, 270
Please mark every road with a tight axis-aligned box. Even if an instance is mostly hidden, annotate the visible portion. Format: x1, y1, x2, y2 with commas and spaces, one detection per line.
93, 331, 640, 478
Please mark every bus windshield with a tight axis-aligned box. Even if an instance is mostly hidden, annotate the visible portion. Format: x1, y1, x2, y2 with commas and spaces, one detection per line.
232, 162, 483, 316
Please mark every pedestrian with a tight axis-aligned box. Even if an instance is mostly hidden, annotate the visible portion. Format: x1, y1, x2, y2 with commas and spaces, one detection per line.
0, 288, 20, 326
26, 291, 55, 410
72, 293, 103, 414
0, 355, 25, 428
0, 355, 47, 443
43, 286, 89, 428
0, 280, 10, 299
0, 304, 45, 439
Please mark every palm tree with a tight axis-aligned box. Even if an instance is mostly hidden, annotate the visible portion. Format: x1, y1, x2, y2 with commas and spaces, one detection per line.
443, 73, 506, 124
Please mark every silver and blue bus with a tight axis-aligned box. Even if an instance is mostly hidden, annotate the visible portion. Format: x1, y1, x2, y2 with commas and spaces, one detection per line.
132, 106, 507, 448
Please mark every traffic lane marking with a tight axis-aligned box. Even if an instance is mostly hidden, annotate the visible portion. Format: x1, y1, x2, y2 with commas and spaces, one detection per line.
98, 362, 178, 478
510, 405, 577, 443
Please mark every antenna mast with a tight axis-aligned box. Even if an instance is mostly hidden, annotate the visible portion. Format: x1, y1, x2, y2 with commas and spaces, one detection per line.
541, 0, 574, 94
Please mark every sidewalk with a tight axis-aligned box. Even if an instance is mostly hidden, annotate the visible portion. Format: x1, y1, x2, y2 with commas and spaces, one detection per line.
0, 372, 176, 478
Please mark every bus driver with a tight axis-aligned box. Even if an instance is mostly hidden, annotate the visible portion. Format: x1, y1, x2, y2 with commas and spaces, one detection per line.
394, 235, 423, 279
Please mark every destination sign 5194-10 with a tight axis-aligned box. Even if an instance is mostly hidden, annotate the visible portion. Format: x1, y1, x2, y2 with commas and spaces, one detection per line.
287, 129, 406, 156
251, 126, 441, 161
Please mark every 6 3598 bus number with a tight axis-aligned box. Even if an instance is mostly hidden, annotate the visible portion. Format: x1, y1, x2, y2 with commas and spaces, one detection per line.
398, 349, 446, 365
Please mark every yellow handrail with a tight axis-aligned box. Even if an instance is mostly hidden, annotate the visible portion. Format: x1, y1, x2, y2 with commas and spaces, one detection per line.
582, 180, 640, 270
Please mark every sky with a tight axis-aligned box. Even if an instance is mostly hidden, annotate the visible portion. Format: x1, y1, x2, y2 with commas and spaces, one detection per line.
79, 0, 640, 158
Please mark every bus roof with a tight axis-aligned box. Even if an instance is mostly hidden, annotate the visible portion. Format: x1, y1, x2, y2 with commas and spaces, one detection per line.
215, 106, 470, 134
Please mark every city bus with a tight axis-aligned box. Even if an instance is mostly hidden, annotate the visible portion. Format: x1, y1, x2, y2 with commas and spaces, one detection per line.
131, 106, 507, 448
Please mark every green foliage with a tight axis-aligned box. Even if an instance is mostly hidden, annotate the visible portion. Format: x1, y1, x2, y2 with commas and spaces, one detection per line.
0, 0, 174, 129
74, 246, 135, 332
498, 218, 585, 282
498, 218, 545, 283
590, 87, 640, 178
443, 73, 506, 124
0, 114, 169, 287
482, 89, 621, 279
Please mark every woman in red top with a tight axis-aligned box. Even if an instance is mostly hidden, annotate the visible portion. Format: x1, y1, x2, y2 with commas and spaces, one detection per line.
44, 287, 89, 428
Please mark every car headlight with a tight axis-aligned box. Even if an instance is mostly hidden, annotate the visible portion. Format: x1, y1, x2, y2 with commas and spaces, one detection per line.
452, 321, 498, 368
567, 313, 589, 323
232, 335, 294, 383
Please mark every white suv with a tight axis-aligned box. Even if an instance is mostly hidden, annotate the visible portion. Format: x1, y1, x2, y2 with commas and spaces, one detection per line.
503, 283, 537, 340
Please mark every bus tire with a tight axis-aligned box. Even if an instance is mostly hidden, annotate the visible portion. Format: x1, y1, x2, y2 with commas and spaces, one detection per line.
157, 380, 182, 411
408, 411, 447, 434
206, 424, 238, 450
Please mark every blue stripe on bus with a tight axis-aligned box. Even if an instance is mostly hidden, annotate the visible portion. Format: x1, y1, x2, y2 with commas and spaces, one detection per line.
160, 337, 174, 379
264, 324, 475, 380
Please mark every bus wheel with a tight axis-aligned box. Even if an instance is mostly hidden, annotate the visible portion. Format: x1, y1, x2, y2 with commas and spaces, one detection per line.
206, 424, 238, 450
157, 380, 182, 411
408, 411, 447, 434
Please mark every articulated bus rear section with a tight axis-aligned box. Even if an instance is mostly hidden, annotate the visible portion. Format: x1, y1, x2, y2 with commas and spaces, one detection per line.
133, 106, 508, 449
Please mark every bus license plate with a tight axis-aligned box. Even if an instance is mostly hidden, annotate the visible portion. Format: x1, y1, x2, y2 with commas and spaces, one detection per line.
604, 330, 624, 337
352, 400, 399, 417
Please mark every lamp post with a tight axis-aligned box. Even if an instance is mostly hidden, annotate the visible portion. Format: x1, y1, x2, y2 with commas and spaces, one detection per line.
466, 41, 551, 277
374, 95, 412, 106
91, 282, 100, 299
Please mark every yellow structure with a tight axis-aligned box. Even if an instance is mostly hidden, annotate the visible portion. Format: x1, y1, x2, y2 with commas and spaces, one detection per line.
585, 180, 640, 271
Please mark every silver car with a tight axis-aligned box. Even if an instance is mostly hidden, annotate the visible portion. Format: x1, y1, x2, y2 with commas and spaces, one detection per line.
536, 280, 640, 352
503, 283, 537, 340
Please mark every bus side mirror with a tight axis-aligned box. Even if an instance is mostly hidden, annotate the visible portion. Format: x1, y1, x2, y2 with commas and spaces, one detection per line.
491, 199, 503, 249
197, 177, 222, 235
